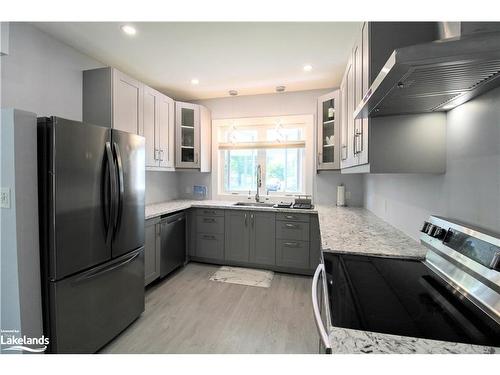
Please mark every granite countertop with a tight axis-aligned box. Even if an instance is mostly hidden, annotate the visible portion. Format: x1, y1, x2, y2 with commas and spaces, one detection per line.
329, 327, 498, 354
145, 199, 318, 220
316, 205, 428, 259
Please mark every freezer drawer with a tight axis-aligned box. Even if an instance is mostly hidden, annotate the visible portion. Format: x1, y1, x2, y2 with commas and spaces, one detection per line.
48, 248, 144, 353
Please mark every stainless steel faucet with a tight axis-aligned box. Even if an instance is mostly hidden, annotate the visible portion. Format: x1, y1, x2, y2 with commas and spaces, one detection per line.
255, 164, 262, 202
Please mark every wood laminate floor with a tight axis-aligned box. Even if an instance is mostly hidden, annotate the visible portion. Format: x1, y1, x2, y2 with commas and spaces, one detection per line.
100, 262, 318, 354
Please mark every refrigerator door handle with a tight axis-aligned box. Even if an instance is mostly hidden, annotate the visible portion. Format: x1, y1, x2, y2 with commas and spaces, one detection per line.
104, 142, 117, 245
112, 142, 125, 237
74, 250, 141, 283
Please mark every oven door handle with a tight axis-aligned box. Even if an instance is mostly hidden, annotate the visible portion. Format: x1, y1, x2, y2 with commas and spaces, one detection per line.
312, 263, 332, 353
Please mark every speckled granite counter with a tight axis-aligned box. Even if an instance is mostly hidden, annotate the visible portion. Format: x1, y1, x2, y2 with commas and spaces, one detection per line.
145, 199, 318, 220
329, 327, 499, 354
316, 205, 427, 259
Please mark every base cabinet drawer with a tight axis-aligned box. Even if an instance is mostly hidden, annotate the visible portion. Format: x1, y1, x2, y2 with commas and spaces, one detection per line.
276, 221, 310, 241
196, 208, 225, 217
196, 233, 224, 260
276, 212, 310, 223
276, 240, 310, 269
196, 215, 224, 234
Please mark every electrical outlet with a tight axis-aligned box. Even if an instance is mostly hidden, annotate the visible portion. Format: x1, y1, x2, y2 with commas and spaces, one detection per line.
0, 187, 11, 208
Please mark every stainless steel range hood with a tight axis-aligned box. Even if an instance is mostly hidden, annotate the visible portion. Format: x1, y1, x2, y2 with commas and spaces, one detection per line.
354, 30, 500, 119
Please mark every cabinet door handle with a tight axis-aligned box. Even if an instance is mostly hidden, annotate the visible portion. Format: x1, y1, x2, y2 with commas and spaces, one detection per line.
204, 210, 216, 215
285, 223, 298, 229
285, 215, 295, 220
284, 242, 299, 248
203, 218, 216, 223
202, 234, 216, 240
251, 213, 254, 227
244, 213, 248, 226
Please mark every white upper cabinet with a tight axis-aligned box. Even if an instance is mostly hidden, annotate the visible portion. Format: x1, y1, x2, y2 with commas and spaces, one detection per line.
143, 86, 174, 170
175, 101, 211, 171
112, 69, 144, 135
83, 67, 143, 135
317, 90, 340, 171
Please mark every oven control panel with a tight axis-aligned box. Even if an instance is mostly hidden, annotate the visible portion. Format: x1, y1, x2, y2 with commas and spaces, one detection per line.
421, 218, 500, 271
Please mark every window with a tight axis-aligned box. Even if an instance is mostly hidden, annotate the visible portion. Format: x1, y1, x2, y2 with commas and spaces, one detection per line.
213, 115, 313, 198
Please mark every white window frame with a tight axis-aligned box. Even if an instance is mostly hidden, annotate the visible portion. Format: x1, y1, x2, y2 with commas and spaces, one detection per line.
211, 114, 314, 201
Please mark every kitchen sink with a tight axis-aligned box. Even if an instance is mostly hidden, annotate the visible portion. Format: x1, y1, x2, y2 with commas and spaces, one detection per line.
233, 202, 275, 208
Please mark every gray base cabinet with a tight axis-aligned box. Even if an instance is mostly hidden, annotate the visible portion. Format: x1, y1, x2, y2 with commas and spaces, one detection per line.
225, 210, 250, 262
144, 218, 161, 286
276, 213, 311, 270
185, 208, 321, 275
195, 209, 225, 261
249, 211, 276, 266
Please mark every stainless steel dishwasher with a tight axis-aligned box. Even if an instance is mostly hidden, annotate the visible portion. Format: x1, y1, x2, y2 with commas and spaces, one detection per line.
160, 211, 186, 278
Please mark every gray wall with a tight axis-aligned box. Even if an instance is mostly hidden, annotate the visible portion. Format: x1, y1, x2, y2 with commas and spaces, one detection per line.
195, 89, 364, 205
1, 23, 103, 120
364, 87, 500, 240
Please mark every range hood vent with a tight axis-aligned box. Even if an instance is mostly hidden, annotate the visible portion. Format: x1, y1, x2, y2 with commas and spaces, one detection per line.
355, 31, 500, 119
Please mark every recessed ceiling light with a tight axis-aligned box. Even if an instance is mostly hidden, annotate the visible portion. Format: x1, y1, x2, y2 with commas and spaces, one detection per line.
303, 64, 313, 72
121, 25, 137, 36
191, 78, 199, 85
228, 90, 238, 96
276, 86, 286, 93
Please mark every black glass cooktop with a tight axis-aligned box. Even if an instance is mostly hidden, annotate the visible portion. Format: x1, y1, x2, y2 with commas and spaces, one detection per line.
323, 252, 500, 347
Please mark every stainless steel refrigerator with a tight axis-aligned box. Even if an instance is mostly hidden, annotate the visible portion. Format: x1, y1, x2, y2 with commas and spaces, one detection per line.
37, 117, 146, 353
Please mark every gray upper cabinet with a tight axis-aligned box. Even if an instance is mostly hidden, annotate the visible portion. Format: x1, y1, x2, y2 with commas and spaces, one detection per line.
83, 67, 143, 135
340, 22, 445, 174
317, 91, 340, 171
224, 210, 250, 262
144, 85, 174, 170
144, 218, 161, 286
175, 101, 211, 171
249, 211, 276, 266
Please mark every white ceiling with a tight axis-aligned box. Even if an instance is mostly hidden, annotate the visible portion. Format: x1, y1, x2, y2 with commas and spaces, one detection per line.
34, 22, 361, 100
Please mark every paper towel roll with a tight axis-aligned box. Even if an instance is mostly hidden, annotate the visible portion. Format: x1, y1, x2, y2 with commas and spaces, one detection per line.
337, 185, 346, 206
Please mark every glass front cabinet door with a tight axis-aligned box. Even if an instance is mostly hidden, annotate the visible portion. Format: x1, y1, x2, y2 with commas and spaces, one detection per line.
317, 90, 340, 171
175, 101, 200, 168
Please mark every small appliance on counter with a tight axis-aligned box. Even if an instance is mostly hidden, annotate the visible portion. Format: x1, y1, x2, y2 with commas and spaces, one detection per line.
292, 195, 314, 210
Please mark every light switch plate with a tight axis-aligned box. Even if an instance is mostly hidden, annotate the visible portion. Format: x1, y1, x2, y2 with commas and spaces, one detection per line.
0, 187, 11, 208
